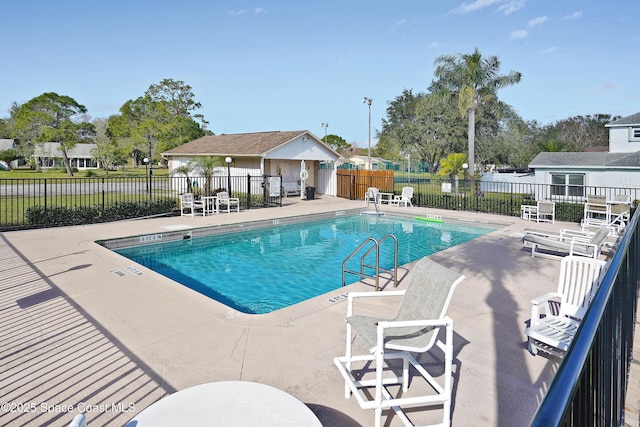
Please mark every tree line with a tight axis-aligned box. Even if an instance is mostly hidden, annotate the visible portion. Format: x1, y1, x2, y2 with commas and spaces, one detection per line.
0, 79, 208, 175
0, 49, 620, 177
374, 49, 617, 180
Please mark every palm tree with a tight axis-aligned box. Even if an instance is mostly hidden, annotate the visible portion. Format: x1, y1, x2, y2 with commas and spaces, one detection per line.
439, 153, 467, 194
191, 156, 224, 196
170, 163, 195, 193
431, 48, 522, 188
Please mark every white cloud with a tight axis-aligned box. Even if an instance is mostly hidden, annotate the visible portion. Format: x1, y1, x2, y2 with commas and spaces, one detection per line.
562, 11, 583, 20
254, 8, 267, 15
450, 0, 526, 15
429, 42, 440, 49
450, 0, 503, 14
528, 16, 547, 27
496, 0, 525, 15
510, 29, 528, 39
227, 9, 248, 16
542, 46, 557, 53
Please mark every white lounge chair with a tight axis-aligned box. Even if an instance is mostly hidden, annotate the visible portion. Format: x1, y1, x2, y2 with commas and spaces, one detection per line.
216, 191, 240, 213
522, 227, 610, 259
390, 187, 414, 207
334, 258, 465, 427
180, 193, 204, 217
365, 187, 380, 206
524, 255, 606, 358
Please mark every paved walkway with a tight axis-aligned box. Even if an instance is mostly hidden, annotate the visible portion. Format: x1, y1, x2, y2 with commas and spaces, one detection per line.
0, 196, 638, 426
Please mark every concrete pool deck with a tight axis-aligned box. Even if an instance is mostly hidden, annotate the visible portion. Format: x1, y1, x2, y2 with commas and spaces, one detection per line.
1, 196, 638, 426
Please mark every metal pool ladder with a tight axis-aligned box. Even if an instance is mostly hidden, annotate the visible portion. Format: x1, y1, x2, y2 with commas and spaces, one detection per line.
341, 233, 398, 291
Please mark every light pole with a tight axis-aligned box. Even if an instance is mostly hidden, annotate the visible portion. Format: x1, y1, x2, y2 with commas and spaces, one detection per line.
321, 122, 329, 144
462, 163, 469, 194
362, 97, 372, 170
406, 152, 411, 182
143, 157, 150, 196
225, 157, 232, 194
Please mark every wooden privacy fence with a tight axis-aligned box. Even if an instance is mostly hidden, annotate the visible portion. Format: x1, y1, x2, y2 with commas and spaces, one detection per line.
336, 169, 394, 200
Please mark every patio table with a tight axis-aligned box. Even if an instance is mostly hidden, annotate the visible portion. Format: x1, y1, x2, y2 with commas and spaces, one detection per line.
126, 381, 321, 427
201, 196, 217, 216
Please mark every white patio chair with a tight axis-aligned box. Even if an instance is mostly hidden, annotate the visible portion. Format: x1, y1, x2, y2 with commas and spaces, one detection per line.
216, 191, 240, 213
334, 258, 465, 427
390, 187, 414, 207
535, 200, 555, 223
524, 255, 606, 358
365, 187, 380, 206
180, 193, 204, 217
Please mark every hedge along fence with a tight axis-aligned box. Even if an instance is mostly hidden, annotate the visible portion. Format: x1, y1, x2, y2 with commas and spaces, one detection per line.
412, 188, 619, 223
25, 198, 177, 228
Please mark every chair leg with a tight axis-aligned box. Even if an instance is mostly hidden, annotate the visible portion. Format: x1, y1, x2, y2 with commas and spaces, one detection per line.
344, 323, 352, 398
374, 347, 384, 427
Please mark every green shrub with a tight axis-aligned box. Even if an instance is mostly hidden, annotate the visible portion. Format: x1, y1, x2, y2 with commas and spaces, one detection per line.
26, 198, 177, 227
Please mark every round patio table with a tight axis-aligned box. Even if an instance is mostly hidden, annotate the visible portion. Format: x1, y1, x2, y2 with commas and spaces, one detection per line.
126, 381, 321, 427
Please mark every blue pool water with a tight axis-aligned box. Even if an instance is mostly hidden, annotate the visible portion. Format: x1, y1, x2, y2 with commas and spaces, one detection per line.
114, 215, 496, 314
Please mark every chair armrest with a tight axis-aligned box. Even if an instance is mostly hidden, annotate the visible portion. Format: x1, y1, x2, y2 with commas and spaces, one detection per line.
531, 292, 560, 325
347, 290, 406, 316
377, 317, 452, 330
531, 291, 560, 306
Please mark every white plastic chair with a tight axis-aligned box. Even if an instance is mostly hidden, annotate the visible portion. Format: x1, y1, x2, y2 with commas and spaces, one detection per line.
180, 193, 204, 217
334, 258, 465, 427
390, 187, 414, 207
535, 200, 555, 223
216, 191, 240, 213
524, 255, 606, 358
365, 187, 379, 206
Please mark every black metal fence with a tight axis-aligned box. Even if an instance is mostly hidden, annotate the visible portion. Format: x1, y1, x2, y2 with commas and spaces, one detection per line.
384, 178, 640, 223
2, 174, 639, 231
0, 175, 282, 231
530, 207, 640, 426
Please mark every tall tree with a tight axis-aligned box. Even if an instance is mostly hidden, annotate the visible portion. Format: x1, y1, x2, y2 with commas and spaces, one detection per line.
91, 117, 127, 172
108, 79, 208, 167
431, 48, 522, 185
322, 134, 351, 154
145, 78, 208, 147
13, 93, 95, 176
552, 114, 618, 151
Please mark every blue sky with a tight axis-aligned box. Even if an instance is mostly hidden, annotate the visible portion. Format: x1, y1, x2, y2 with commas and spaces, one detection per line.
2, 0, 638, 147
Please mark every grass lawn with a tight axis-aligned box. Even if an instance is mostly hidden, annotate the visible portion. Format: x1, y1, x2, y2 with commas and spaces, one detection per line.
0, 167, 168, 179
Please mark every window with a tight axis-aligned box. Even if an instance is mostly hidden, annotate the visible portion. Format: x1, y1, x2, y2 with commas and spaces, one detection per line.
629, 127, 640, 142
551, 173, 585, 199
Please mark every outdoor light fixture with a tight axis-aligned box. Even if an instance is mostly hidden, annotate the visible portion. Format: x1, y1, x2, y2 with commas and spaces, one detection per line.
363, 97, 372, 170
143, 158, 150, 196
321, 122, 329, 143
462, 163, 469, 192
225, 157, 232, 194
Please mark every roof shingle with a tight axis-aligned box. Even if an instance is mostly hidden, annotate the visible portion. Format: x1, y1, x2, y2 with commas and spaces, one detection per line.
162, 131, 309, 157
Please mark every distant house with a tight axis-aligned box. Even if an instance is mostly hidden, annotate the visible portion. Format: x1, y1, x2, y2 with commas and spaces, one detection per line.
33, 143, 99, 170
606, 112, 640, 153
162, 130, 341, 196
528, 112, 640, 201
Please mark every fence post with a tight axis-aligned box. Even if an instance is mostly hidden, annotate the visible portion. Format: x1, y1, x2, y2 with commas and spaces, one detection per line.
247, 174, 251, 209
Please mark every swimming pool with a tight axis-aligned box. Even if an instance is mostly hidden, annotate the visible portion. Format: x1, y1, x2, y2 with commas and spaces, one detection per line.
112, 214, 496, 314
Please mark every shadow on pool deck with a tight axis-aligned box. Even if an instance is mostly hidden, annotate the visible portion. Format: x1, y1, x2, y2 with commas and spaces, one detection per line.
0, 196, 637, 426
